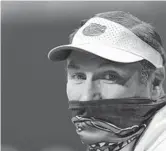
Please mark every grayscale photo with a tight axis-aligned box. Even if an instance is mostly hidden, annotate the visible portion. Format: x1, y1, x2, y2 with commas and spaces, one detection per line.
2, 1, 166, 151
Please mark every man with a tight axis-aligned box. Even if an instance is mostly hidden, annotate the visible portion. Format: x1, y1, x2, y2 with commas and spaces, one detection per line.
48, 11, 166, 151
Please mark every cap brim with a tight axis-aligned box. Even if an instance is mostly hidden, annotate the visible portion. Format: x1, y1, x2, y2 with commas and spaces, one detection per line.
48, 43, 143, 63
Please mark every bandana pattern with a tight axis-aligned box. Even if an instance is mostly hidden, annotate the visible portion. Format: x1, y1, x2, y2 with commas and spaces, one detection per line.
69, 97, 166, 151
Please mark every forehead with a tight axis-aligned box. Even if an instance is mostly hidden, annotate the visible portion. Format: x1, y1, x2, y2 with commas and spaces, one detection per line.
67, 50, 142, 72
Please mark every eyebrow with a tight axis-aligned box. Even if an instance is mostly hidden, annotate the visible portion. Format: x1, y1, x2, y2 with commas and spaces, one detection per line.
67, 60, 112, 70
98, 61, 124, 70
98, 62, 113, 68
67, 61, 80, 70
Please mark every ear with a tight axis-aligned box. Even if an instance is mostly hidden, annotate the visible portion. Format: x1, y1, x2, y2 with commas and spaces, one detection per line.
151, 67, 165, 100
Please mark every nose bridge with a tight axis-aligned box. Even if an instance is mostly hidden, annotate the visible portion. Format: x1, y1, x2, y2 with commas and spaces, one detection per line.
79, 78, 101, 101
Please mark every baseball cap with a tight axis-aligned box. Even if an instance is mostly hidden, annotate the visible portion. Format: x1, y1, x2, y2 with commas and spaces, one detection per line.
48, 17, 163, 68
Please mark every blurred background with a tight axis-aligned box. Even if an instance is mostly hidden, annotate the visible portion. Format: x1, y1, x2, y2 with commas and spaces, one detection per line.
2, 1, 166, 151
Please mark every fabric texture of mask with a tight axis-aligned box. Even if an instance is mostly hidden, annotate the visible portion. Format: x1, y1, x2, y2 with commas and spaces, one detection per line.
68, 97, 166, 151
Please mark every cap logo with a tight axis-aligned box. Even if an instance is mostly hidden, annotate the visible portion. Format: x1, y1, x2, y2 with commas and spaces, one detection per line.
82, 23, 106, 36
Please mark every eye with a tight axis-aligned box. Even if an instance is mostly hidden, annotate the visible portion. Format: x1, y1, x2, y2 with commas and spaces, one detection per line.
101, 71, 120, 83
71, 72, 86, 82
104, 74, 117, 80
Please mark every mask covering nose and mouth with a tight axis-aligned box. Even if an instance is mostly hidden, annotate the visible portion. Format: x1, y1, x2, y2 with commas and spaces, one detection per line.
68, 97, 166, 151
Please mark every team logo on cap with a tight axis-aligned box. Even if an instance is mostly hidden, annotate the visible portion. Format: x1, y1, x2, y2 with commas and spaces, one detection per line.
83, 23, 106, 36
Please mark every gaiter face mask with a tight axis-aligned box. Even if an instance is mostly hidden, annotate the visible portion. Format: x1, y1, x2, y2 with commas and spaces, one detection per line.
68, 97, 166, 151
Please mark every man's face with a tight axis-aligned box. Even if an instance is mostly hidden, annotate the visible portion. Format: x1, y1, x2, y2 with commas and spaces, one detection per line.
66, 50, 152, 101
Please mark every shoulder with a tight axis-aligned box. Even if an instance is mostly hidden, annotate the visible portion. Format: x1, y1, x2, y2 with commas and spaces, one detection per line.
134, 104, 166, 151
146, 130, 166, 151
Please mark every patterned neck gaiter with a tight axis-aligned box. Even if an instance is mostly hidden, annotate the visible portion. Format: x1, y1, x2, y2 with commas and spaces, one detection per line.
68, 97, 166, 151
